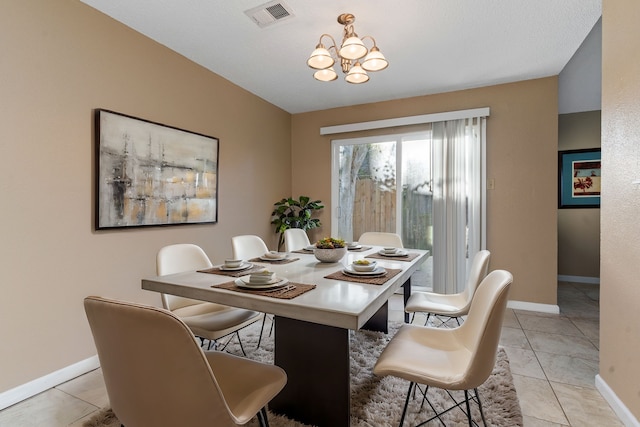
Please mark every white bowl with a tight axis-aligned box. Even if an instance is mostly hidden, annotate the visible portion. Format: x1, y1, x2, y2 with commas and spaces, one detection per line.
314, 247, 347, 263
352, 260, 377, 272
224, 259, 242, 268
347, 241, 359, 248
383, 247, 398, 254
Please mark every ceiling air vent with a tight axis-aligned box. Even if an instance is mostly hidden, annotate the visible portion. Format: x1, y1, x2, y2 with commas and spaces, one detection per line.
245, 1, 294, 28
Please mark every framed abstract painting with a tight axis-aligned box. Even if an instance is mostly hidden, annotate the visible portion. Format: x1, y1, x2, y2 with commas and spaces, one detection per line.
558, 148, 601, 209
95, 109, 219, 229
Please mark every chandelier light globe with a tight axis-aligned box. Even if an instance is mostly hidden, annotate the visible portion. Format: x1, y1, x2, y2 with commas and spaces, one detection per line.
308, 13, 387, 84
307, 45, 335, 70
361, 47, 389, 72
338, 36, 367, 60
345, 62, 369, 84
313, 67, 338, 82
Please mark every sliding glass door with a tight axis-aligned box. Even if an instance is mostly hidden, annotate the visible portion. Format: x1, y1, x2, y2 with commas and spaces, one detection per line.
331, 117, 486, 294
331, 132, 433, 251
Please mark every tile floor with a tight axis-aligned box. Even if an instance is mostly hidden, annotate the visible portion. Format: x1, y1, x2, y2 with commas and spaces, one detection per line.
0, 281, 624, 426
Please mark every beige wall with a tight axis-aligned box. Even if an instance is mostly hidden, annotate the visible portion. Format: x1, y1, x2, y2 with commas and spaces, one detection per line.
0, 0, 291, 392
292, 78, 559, 305
601, 0, 640, 419
558, 111, 601, 278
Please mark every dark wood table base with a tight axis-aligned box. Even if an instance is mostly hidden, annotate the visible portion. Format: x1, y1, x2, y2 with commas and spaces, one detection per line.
270, 277, 411, 426
271, 317, 350, 426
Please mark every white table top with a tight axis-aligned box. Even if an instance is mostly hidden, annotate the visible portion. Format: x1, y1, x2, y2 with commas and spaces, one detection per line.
142, 246, 429, 330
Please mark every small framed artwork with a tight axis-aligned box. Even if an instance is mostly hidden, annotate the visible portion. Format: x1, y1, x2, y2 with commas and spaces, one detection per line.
558, 148, 601, 208
95, 109, 219, 229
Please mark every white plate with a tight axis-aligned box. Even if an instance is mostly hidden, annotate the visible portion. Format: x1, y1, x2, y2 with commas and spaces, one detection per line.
219, 262, 253, 271
234, 278, 289, 290
259, 254, 289, 261
378, 249, 409, 257
343, 266, 387, 276
347, 245, 363, 250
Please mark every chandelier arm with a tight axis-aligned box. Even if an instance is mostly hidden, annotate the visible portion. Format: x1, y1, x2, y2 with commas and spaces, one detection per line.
360, 35, 378, 49
318, 33, 338, 51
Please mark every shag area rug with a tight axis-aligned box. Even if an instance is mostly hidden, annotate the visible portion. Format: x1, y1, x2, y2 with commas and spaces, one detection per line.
84, 321, 522, 427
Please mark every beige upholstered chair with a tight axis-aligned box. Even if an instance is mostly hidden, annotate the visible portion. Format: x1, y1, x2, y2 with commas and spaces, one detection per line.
231, 235, 272, 347
358, 231, 404, 248
84, 296, 286, 427
157, 244, 261, 355
405, 250, 491, 327
373, 270, 513, 426
283, 228, 311, 252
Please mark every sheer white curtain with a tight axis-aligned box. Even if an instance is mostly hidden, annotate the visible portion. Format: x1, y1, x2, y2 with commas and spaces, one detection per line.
431, 116, 486, 294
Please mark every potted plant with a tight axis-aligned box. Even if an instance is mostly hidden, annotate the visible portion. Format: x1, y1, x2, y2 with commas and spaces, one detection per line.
313, 237, 347, 263
271, 196, 324, 250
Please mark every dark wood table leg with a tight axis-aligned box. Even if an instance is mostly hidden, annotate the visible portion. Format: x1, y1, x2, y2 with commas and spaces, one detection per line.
403, 277, 412, 323
271, 316, 350, 427
362, 301, 388, 333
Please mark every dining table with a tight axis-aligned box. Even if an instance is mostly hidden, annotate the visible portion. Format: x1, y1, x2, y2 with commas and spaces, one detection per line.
141, 245, 429, 427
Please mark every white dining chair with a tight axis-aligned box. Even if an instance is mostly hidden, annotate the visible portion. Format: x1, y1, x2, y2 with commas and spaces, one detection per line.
374, 269, 513, 426
405, 250, 491, 327
358, 231, 404, 248
156, 244, 261, 355
231, 235, 273, 347
231, 234, 270, 260
84, 295, 286, 427
284, 228, 311, 252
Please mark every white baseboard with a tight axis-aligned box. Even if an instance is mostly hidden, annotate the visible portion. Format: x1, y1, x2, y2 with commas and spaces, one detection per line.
558, 275, 600, 284
0, 355, 99, 411
596, 374, 640, 427
507, 300, 560, 314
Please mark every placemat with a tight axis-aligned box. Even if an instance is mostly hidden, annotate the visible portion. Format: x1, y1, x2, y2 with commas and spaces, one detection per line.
324, 268, 402, 285
212, 281, 316, 299
197, 264, 267, 277
249, 257, 300, 264
291, 249, 314, 254
347, 245, 373, 252
365, 252, 421, 262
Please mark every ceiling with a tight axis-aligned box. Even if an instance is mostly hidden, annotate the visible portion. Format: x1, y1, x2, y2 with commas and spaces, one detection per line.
79, 0, 602, 114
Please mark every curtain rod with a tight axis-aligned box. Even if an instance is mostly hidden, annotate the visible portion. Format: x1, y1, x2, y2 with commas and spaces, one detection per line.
320, 107, 490, 136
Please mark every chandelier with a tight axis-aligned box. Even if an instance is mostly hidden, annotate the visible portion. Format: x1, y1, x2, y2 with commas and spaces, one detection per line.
307, 13, 388, 84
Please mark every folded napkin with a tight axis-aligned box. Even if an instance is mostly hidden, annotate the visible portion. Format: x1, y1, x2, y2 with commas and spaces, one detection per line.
248, 270, 275, 284
263, 251, 286, 260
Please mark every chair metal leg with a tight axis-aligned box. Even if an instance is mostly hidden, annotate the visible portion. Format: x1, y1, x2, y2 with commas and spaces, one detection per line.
235, 331, 247, 356
423, 313, 431, 326
474, 388, 487, 427
257, 314, 267, 348
399, 382, 415, 427
464, 390, 473, 427
257, 406, 270, 427
217, 331, 247, 356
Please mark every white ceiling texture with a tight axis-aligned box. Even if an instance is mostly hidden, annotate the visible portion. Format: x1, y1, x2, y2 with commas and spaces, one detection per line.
79, 0, 602, 114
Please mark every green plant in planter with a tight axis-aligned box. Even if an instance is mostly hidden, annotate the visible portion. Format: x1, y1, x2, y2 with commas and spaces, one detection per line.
271, 196, 324, 250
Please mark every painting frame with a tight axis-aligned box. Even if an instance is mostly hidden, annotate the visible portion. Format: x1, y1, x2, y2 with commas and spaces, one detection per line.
558, 148, 601, 209
95, 109, 219, 229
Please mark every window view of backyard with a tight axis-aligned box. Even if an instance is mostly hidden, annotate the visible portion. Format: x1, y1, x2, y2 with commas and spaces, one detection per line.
334, 134, 433, 252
